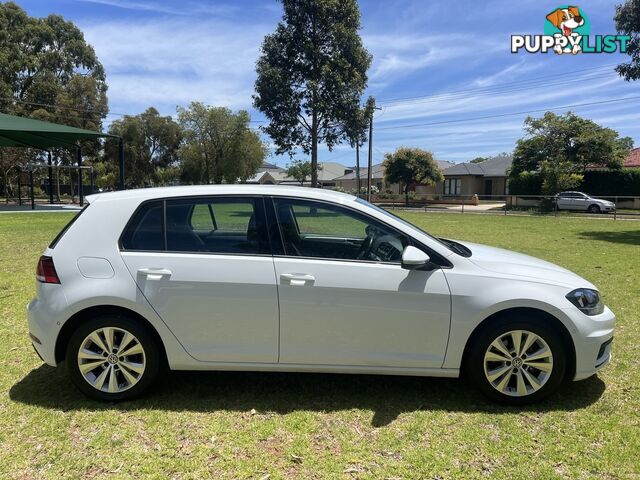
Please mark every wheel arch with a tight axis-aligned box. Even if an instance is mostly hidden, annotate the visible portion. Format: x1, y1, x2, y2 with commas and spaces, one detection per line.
460, 307, 576, 381
55, 305, 168, 366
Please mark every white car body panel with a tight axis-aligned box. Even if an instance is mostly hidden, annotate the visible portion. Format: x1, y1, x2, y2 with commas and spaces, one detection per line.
27, 185, 614, 383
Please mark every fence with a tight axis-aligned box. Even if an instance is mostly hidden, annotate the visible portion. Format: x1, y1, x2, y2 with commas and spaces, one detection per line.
371, 194, 640, 220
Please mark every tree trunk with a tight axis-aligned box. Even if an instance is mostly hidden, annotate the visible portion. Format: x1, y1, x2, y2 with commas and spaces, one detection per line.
405, 184, 409, 206
355, 143, 361, 196
311, 109, 318, 188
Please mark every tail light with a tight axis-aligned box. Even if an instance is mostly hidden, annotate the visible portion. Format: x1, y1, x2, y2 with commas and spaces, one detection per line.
36, 256, 60, 284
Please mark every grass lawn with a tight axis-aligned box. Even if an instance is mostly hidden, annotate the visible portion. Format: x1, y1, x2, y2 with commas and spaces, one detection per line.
0, 211, 639, 479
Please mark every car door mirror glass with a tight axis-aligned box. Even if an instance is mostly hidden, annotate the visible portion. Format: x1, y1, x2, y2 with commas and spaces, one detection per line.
401, 245, 431, 270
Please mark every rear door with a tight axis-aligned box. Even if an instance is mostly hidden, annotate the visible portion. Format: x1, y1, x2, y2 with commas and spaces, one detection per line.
556, 193, 574, 210
120, 196, 279, 363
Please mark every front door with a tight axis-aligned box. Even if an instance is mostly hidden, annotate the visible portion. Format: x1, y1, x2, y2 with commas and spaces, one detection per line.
271, 197, 451, 369
120, 196, 279, 363
484, 179, 493, 196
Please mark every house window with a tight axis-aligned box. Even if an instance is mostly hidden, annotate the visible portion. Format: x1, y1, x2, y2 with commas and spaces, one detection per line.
444, 179, 461, 195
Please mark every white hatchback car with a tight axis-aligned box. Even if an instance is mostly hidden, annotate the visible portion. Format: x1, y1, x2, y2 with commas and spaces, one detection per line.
28, 186, 615, 404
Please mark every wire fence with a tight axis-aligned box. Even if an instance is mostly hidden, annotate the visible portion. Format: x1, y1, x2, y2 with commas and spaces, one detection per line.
371, 194, 640, 220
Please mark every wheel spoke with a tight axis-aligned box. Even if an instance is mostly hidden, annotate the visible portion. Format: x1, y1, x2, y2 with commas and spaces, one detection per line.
510, 331, 523, 356
93, 366, 110, 391
118, 331, 134, 353
516, 370, 528, 396
108, 367, 119, 393
88, 332, 109, 354
119, 364, 138, 386
523, 360, 553, 372
102, 327, 115, 352
120, 342, 143, 357
485, 350, 511, 362
520, 332, 538, 356
495, 369, 512, 392
486, 364, 511, 382
120, 360, 144, 375
525, 348, 552, 362
78, 349, 105, 362
490, 338, 512, 359
79, 359, 105, 373
522, 368, 543, 391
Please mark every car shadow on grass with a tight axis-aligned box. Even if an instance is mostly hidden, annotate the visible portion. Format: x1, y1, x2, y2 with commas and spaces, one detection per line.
579, 230, 640, 245
10, 365, 606, 426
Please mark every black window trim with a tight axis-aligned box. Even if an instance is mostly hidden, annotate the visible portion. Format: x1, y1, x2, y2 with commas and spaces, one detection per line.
119, 194, 274, 257
267, 195, 453, 268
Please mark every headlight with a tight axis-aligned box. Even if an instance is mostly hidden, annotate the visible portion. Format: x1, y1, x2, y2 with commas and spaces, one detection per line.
566, 288, 604, 315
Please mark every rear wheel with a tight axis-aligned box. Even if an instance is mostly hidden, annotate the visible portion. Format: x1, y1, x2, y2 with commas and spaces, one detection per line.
588, 204, 601, 214
66, 315, 161, 401
466, 319, 567, 404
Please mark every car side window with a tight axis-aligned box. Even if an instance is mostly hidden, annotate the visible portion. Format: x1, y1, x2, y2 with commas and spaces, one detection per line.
121, 200, 164, 251
273, 198, 410, 263
166, 197, 269, 255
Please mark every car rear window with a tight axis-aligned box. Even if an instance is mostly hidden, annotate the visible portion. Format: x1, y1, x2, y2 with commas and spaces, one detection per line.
49, 205, 90, 248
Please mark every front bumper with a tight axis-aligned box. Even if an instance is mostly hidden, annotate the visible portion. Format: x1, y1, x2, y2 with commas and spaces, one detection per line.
561, 305, 616, 381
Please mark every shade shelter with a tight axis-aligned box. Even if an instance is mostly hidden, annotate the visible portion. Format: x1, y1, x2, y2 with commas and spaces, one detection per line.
0, 112, 125, 207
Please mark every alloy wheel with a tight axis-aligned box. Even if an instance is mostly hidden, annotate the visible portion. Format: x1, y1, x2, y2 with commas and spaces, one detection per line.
77, 327, 146, 393
483, 329, 554, 397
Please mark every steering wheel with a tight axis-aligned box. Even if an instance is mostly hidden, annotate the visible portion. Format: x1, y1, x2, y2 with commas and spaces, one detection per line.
356, 233, 375, 260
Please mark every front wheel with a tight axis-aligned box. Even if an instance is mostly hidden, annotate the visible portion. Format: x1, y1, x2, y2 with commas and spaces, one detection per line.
588, 204, 601, 214
66, 315, 161, 401
466, 320, 567, 404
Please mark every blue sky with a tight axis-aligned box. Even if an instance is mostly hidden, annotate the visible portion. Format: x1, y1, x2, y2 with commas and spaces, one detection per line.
15, 0, 640, 165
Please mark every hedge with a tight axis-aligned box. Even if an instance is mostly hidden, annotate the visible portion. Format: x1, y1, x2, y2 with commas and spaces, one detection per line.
508, 169, 640, 196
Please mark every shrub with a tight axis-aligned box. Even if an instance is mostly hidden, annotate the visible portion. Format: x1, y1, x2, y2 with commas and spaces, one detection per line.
581, 169, 640, 196
508, 172, 543, 195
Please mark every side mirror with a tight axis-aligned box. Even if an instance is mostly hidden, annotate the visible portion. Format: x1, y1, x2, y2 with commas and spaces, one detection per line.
401, 245, 433, 270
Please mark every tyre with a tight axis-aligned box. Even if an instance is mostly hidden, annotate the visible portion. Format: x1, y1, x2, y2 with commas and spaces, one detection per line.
65, 314, 162, 401
588, 204, 601, 214
465, 318, 567, 405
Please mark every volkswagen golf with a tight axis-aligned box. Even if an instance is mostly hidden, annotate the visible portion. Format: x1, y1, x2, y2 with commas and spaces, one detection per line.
27, 186, 615, 404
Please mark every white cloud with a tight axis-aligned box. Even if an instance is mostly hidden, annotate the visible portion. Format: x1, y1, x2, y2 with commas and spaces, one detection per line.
77, 0, 240, 16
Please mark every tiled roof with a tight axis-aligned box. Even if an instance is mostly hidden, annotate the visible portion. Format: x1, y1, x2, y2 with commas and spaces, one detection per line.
334, 160, 454, 181
624, 148, 640, 168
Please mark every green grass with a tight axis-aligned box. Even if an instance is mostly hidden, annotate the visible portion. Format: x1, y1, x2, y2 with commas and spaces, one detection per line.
1, 211, 639, 479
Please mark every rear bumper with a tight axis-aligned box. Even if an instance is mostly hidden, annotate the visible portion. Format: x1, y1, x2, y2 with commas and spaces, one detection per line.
27, 297, 60, 367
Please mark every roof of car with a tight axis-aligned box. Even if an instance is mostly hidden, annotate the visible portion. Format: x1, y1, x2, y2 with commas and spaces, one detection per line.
86, 184, 358, 204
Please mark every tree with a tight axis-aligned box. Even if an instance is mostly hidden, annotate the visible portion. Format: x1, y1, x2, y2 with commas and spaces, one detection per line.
511, 112, 633, 194
177, 102, 266, 184
383, 147, 444, 205
253, 0, 372, 187
344, 96, 376, 193
284, 159, 324, 185
106, 108, 182, 188
615, 0, 640, 81
0, 2, 108, 199
470, 156, 488, 164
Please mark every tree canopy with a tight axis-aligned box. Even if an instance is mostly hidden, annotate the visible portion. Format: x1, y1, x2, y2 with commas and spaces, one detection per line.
511, 112, 633, 194
383, 147, 444, 203
284, 159, 322, 185
177, 103, 266, 185
253, 0, 371, 187
615, 0, 640, 81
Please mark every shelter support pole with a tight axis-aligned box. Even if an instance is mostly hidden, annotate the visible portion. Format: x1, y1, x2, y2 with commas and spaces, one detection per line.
77, 147, 83, 206
90, 167, 94, 195
367, 116, 373, 201
48, 151, 53, 204
118, 138, 125, 190
29, 169, 34, 210
17, 167, 22, 206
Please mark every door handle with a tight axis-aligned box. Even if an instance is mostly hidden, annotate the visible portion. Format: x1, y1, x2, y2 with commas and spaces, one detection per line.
138, 268, 172, 281
280, 273, 315, 286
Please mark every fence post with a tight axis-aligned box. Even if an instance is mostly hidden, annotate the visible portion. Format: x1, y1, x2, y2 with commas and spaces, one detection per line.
29, 169, 35, 210
17, 167, 22, 206
614, 196, 617, 221
461, 201, 464, 214
554, 196, 558, 217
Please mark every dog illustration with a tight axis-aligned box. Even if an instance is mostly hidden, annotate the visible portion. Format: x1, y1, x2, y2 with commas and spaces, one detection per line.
546, 6, 585, 54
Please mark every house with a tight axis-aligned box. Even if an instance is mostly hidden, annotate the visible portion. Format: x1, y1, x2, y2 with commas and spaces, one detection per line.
334, 160, 454, 194
441, 154, 513, 196
245, 161, 352, 187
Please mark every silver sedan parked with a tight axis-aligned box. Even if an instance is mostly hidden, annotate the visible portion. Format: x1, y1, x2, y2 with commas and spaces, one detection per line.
554, 192, 615, 213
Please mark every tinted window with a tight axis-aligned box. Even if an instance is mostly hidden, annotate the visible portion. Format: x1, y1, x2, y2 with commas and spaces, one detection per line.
121, 201, 164, 251
274, 198, 409, 262
166, 197, 269, 254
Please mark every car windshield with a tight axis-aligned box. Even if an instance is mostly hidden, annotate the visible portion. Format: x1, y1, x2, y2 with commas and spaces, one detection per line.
355, 198, 459, 253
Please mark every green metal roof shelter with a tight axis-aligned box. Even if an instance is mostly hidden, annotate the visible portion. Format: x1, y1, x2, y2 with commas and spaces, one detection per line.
0, 112, 125, 207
